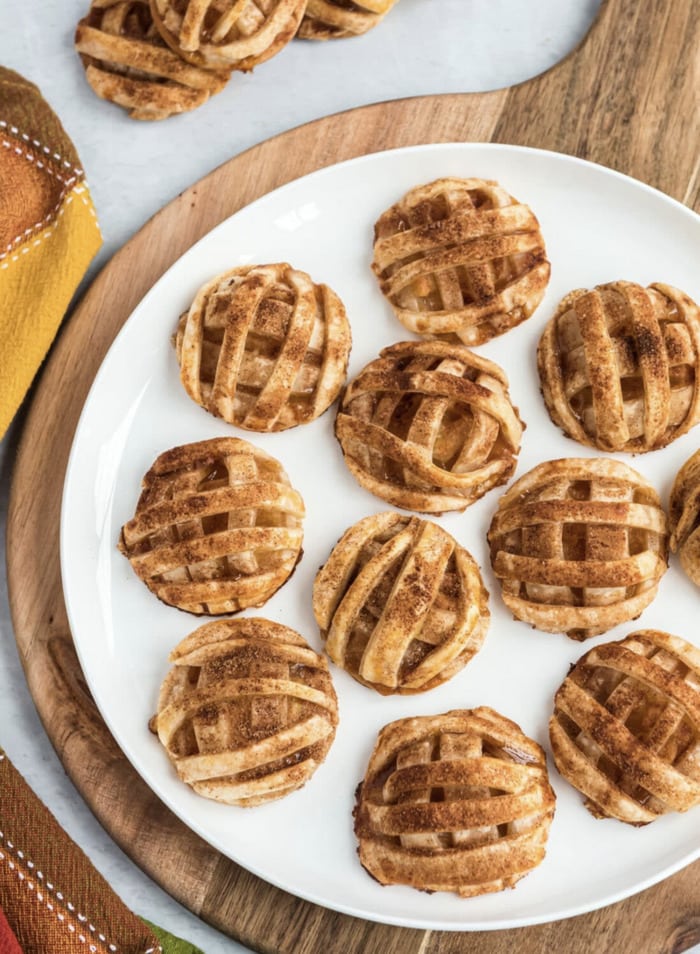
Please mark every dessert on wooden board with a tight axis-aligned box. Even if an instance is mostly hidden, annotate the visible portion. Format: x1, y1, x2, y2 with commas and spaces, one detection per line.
335, 339, 524, 513
487, 457, 669, 640
118, 436, 305, 614
354, 707, 556, 896
151, 617, 339, 805
312, 510, 489, 694
549, 629, 700, 825
371, 176, 550, 346
669, 447, 700, 586
537, 281, 700, 453
174, 262, 352, 432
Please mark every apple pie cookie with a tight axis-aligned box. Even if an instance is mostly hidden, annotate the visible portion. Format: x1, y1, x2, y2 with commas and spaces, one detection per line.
297, 0, 399, 40
118, 437, 304, 614
174, 263, 352, 432
371, 177, 550, 346
354, 707, 556, 896
549, 629, 700, 824
669, 448, 700, 585
312, 511, 489, 694
151, 618, 339, 805
335, 340, 524, 513
537, 282, 700, 453
487, 458, 668, 640
75, 0, 229, 120
150, 0, 306, 71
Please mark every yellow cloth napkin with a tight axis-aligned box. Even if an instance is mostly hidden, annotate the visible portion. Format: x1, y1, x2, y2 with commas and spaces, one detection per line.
0, 66, 102, 439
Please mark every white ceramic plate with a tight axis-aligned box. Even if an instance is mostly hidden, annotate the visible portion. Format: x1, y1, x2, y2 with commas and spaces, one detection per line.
61, 144, 700, 931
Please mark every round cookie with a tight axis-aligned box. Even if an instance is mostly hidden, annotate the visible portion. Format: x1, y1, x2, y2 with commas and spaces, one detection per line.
335, 339, 524, 513
313, 511, 489, 693
487, 457, 668, 640
118, 436, 304, 614
151, 618, 338, 805
354, 707, 556, 896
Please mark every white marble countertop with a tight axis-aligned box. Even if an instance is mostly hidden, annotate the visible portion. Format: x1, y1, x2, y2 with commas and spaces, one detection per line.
7, 2, 696, 952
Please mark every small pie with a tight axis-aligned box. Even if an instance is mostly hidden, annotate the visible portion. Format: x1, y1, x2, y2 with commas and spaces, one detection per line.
371, 177, 550, 346
150, 0, 307, 71
118, 436, 304, 614
354, 707, 556, 896
312, 511, 489, 694
75, 0, 229, 120
669, 448, 700, 585
335, 339, 524, 513
297, 0, 399, 40
537, 282, 700, 453
174, 263, 352, 431
151, 617, 339, 805
487, 457, 668, 640
549, 629, 700, 824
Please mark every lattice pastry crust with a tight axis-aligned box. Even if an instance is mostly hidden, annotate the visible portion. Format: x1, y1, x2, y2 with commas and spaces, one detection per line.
150, 0, 306, 70
550, 629, 700, 824
538, 282, 700, 453
354, 707, 556, 896
669, 448, 700, 586
175, 263, 352, 432
371, 177, 550, 346
487, 457, 668, 640
335, 340, 524, 513
118, 437, 304, 614
151, 618, 339, 805
297, 0, 399, 39
312, 511, 489, 694
75, 0, 229, 120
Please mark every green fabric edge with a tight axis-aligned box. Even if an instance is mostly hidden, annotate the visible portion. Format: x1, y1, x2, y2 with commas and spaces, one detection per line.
142, 918, 207, 954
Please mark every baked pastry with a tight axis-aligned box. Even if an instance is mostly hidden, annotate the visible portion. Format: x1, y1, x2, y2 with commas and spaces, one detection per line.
75, 0, 229, 120
537, 282, 700, 453
335, 340, 524, 513
354, 707, 556, 896
549, 629, 700, 824
487, 457, 668, 640
118, 437, 304, 614
312, 511, 489, 694
669, 448, 700, 585
371, 177, 550, 346
151, 618, 339, 805
150, 0, 306, 71
174, 263, 352, 431
297, 0, 399, 39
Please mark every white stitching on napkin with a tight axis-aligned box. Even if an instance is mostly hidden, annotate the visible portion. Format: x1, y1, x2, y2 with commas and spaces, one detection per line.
0, 119, 83, 175
0, 830, 120, 950
1, 136, 77, 188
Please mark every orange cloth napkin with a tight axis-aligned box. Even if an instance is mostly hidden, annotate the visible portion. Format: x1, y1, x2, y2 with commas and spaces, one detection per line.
0, 748, 205, 953
0, 66, 102, 439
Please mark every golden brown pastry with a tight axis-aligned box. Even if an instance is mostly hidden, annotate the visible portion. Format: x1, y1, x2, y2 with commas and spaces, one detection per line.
669, 447, 700, 585
75, 0, 229, 120
371, 177, 550, 346
151, 618, 339, 805
118, 437, 304, 614
297, 0, 399, 39
354, 707, 556, 896
537, 282, 700, 453
549, 629, 700, 824
150, 0, 306, 71
487, 457, 668, 640
174, 263, 352, 432
335, 340, 524, 513
312, 511, 489, 694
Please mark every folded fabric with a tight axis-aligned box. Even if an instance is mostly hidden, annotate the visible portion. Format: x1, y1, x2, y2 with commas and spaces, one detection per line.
0, 748, 204, 954
0, 65, 102, 439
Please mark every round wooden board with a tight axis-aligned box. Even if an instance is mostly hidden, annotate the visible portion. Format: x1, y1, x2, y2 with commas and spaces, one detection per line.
8, 1, 700, 952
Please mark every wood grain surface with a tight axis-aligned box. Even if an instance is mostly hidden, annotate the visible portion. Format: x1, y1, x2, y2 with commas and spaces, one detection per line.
7, 0, 700, 951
